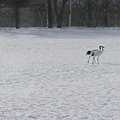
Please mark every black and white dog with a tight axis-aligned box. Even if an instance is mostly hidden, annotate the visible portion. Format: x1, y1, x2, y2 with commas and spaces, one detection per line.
86, 46, 105, 64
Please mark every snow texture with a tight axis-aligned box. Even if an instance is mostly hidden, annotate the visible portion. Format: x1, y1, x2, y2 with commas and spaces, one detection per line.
0, 27, 120, 120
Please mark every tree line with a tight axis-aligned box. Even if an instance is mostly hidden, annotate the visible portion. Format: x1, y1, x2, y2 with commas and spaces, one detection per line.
0, 0, 120, 28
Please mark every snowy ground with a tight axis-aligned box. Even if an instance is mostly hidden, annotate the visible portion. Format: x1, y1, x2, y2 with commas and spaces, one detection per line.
0, 27, 120, 120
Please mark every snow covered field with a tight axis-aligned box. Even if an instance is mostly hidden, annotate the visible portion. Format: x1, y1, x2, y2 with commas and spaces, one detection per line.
0, 27, 120, 120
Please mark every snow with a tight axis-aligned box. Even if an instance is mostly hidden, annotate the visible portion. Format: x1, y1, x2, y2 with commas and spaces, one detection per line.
0, 27, 120, 120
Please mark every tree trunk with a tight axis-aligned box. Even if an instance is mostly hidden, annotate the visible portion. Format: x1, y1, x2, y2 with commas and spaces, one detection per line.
47, 0, 53, 28
87, 0, 92, 27
56, 15, 62, 28
102, 0, 109, 27
114, 2, 117, 27
15, 6, 19, 29
69, 0, 72, 27
36, 8, 43, 27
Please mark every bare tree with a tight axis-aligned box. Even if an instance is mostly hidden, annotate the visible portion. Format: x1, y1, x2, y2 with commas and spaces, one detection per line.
86, 0, 93, 27
47, 0, 53, 28
69, 0, 72, 26
1, 0, 29, 28
54, 0, 69, 28
101, 0, 110, 27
